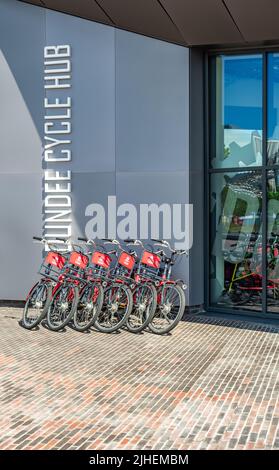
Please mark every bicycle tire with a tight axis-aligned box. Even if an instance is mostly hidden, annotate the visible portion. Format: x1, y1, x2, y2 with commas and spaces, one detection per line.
47, 284, 78, 331
73, 283, 104, 332
126, 283, 157, 333
21, 281, 52, 329
94, 283, 133, 333
149, 284, 185, 335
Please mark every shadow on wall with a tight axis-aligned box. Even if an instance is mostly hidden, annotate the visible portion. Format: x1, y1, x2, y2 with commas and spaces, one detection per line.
0, 49, 42, 173
0, 46, 45, 299
0, 0, 45, 138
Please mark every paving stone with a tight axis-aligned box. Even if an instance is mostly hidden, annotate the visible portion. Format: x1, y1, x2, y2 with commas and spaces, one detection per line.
0, 308, 279, 449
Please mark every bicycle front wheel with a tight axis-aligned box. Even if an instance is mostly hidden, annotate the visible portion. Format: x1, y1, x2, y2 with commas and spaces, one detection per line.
95, 283, 133, 333
149, 284, 185, 335
126, 283, 157, 333
73, 283, 104, 332
22, 281, 52, 329
47, 284, 78, 331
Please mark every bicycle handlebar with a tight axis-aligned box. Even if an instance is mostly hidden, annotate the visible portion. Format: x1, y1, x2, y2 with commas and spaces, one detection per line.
152, 239, 188, 256
32, 236, 72, 254
107, 249, 117, 255
77, 237, 96, 246
102, 238, 120, 245
33, 236, 67, 245
123, 239, 144, 247
152, 239, 175, 252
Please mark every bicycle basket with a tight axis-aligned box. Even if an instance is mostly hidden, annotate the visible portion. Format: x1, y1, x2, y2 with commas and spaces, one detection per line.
39, 251, 66, 280
138, 250, 161, 281
69, 251, 89, 270
91, 251, 112, 269
118, 252, 135, 271
141, 251, 161, 269
90, 251, 112, 279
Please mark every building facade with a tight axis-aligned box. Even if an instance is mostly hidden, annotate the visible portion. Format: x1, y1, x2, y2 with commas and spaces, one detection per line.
3, 0, 279, 321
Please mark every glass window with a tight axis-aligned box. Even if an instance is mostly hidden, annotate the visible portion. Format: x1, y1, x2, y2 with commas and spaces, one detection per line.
210, 171, 262, 310
268, 53, 279, 165
210, 55, 263, 169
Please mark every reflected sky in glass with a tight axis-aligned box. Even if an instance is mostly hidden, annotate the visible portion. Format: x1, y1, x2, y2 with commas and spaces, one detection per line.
212, 54, 263, 169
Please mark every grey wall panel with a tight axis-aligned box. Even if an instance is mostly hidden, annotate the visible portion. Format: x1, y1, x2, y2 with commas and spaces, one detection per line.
116, 30, 189, 173
70, 172, 116, 239
45, 10, 115, 173
0, 174, 42, 299
116, 171, 189, 304
0, 0, 45, 173
116, 172, 188, 204
116, 30, 189, 303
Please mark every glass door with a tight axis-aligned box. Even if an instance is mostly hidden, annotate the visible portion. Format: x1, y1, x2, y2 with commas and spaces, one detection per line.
208, 52, 279, 315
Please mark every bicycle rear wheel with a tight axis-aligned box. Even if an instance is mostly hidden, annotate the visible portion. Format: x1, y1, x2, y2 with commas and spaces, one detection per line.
22, 281, 52, 329
95, 283, 133, 333
73, 283, 104, 332
47, 284, 78, 331
149, 284, 185, 335
126, 283, 157, 333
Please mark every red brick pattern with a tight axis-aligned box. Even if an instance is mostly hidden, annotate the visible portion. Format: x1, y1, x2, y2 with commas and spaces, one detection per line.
0, 307, 279, 450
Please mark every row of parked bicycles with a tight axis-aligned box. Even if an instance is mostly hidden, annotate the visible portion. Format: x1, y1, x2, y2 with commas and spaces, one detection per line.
21, 236, 188, 335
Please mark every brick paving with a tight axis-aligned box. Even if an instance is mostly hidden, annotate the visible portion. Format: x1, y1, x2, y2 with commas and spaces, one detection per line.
0, 307, 279, 450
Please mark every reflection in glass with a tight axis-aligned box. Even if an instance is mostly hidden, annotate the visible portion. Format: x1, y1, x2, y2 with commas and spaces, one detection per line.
267, 169, 279, 311
210, 171, 262, 310
268, 53, 279, 165
211, 55, 263, 169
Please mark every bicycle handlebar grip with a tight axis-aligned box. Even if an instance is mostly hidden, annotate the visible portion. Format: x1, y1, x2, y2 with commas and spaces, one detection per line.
102, 238, 113, 242
78, 237, 87, 242
56, 237, 67, 242
33, 236, 42, 241
124, 239, 135, 243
